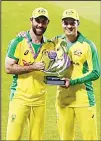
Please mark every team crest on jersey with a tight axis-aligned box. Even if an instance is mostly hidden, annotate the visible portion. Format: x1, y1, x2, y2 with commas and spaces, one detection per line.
24, 50, 29, 55
11, 114, 16, 122
74, 50, 82, 56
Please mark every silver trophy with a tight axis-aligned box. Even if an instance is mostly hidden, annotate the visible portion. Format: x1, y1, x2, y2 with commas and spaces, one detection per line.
41, 40, 71, 85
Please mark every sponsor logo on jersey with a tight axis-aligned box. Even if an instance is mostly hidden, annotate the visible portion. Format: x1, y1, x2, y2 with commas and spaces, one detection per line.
72, 61, 79, 65
24, 50, 29, 55
74, 50, 82, 56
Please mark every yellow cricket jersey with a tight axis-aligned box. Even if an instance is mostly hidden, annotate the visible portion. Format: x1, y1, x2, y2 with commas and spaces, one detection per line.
7, 31, 55, 106
53, 32, 100, 107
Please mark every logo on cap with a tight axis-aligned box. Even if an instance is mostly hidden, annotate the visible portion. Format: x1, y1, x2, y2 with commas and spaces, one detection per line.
66, 10, 74, 15
38, 9, 46, 14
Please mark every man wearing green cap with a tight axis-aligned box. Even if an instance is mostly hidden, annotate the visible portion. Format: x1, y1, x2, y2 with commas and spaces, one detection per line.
54, 9, 100, 140
5, 7, 55, 140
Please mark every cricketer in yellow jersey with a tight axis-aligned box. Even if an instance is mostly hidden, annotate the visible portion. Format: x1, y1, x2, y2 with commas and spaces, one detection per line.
53, 9, 100, 140
14, 8, 100, 140
5, 7, 55, 140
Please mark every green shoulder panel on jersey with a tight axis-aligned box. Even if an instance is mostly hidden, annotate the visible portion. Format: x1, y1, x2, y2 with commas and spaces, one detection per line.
7, 37, 23, 60
70, 38, 100, 86
84, 38, 100, 77
81, 39, 100, 81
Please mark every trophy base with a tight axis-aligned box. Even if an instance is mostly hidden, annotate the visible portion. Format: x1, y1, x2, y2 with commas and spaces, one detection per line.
44, 76, 66, 86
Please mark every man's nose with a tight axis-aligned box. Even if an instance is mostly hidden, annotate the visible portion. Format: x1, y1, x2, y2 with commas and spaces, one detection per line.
38, 22, 43, 27
67, 24, 72, 28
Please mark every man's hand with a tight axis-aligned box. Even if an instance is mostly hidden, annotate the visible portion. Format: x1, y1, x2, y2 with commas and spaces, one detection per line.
61, 78, 70, 88
32, 62, 45, 71
17, 31, 27, 38
65, 78, 70, 88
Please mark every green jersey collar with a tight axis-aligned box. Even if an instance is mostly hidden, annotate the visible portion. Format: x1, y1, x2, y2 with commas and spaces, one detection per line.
26, 31, 47, 43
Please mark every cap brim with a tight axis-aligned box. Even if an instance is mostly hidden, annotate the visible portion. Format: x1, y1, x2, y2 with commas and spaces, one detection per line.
62, 16, 77, 20
33, 15, 49, 20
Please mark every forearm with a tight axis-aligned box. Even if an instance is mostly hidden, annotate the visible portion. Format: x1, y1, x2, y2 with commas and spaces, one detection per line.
70, 70, 100, 85
5, 64, 36, 74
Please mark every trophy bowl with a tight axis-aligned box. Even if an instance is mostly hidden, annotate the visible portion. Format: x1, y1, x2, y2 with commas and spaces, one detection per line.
41, 40, 71, 85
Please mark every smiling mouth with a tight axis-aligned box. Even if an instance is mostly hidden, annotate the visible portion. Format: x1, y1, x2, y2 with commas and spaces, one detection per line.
37, 28, 43, 30
36, 29, 43, 32
66, 28, 74, 32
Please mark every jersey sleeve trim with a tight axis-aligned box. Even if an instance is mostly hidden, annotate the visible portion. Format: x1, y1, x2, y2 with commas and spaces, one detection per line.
7, 37, 23, 60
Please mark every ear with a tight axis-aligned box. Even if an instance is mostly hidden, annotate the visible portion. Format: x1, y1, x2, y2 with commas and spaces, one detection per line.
30, 17, 33, 21
77, 20, 80, 26
47, 20, 50, 25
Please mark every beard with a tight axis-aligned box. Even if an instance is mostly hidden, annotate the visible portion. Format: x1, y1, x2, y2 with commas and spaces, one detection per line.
32, 26, 47, 36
